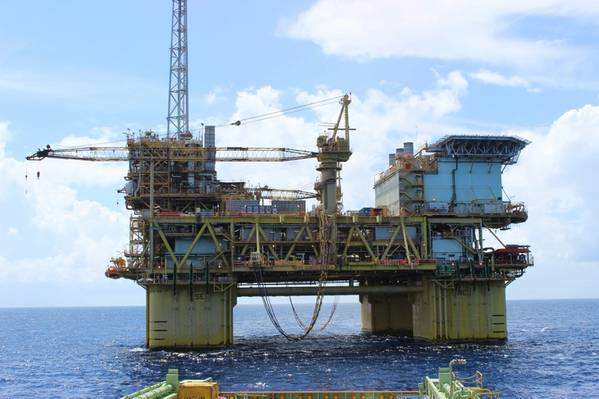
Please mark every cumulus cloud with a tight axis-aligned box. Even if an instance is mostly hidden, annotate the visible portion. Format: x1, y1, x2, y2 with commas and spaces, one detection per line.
203, 87, 227, 105
218, 71, 468, 209
501, 104, 599, 298
283, 0, 598, 86
470, 70, 540, 92
0, 121, 8, 158
23, 129, 128, 189
214, 86, 320, 199
0, 122, 129, 283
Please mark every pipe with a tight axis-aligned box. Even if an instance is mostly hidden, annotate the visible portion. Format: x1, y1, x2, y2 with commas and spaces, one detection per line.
149, 161, 155, 273
121, 382, 164, 399
189, 262, 193, 301
223, 288, 227, 345
173, 261, 177, 296
450, 157, 458, 209
122, 383, 174, 399
237, 285, 422, 297
443, 286, 449, 339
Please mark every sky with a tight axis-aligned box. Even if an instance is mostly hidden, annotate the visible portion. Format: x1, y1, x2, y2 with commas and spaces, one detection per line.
1, 0, 599, 307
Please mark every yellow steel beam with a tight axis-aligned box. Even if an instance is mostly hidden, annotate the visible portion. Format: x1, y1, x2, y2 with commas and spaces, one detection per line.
400, 212, 413, 265
205, 223, 223, 252
257, 224, 279, 260
239, 224, 257, 256
304, 224, 320, 259
283, 225, 306, 261
156, 225, 178, 267
381, 224, 403, 260
355, 225, 379, 263
342, 225, 356, 259
178, 222, 209, 268
421, 218, 429, 259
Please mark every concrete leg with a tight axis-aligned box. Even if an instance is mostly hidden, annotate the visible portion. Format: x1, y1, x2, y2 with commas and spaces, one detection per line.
146, 285, 236, 349
360, 294, 414, 335
412, 279, 507, 341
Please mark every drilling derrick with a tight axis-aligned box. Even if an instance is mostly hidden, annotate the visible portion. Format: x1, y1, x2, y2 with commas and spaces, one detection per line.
167, 0, 190, 140
27, 2, 534, 349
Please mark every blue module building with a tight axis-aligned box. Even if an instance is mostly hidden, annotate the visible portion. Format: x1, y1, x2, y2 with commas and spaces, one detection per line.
374, 135, 529, 266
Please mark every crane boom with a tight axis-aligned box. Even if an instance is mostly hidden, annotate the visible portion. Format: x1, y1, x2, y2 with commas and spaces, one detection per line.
26, 145, 317, 162
247, 187, 318, 200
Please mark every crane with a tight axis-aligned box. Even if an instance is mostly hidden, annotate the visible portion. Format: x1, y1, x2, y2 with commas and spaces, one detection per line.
22, 0, 352, 345
247, 186, 318, 201
26, 143, 317, 162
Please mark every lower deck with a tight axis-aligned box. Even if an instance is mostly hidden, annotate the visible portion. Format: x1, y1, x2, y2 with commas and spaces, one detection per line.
143, 277, 508, 349
107, 213, 530, 349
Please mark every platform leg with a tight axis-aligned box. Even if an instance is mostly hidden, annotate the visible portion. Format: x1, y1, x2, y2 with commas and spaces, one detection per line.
412, 279, 507, 341
146, 284, 236, 349
360, 293, 414, 335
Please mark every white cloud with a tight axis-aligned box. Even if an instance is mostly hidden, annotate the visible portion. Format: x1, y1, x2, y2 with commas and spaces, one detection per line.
501, 104, 599, 298
0, 122, 129, 284
0, 121, 8, 158
216, 71, 468, 210
22, 129, 128, 190
215, 86, 320, 197
205, 91, 218, 104
203, 87, 226, 105
470, 70, 540, 92
284, 0, 598, 85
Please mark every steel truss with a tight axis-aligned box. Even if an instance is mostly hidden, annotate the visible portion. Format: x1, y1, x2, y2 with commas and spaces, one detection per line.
118, 214, 530, 286
426, 135, 529, 164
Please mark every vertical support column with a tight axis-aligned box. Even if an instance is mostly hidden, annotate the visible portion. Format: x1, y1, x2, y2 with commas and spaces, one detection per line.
148, 160, 155, 274
146, 284, 236, 349
145, 288, 150, 348
360, 294, 414, 336
317, 165, 339, 215
412, 279, 507, 341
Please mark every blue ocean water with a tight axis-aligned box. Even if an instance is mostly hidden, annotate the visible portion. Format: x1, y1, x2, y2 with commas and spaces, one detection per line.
0, 299, 598, 398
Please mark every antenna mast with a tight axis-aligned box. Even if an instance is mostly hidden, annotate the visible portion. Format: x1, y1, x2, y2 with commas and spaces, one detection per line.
167, 0, 190, 139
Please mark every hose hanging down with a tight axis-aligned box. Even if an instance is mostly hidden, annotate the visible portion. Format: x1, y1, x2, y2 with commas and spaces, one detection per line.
254, 212, 335, 341
289, 295, 338, 332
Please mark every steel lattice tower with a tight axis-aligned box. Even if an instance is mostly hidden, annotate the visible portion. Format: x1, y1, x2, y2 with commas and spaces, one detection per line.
167, 0, 190, 139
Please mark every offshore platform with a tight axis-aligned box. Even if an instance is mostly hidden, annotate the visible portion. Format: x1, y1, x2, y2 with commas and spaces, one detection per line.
27, 0, 532, 349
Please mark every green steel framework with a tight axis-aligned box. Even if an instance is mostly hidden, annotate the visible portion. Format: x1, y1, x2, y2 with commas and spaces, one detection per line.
121, 360, 498, 399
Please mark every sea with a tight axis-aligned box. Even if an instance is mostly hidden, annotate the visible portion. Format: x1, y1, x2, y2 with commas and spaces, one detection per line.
0, 299, 598, 398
